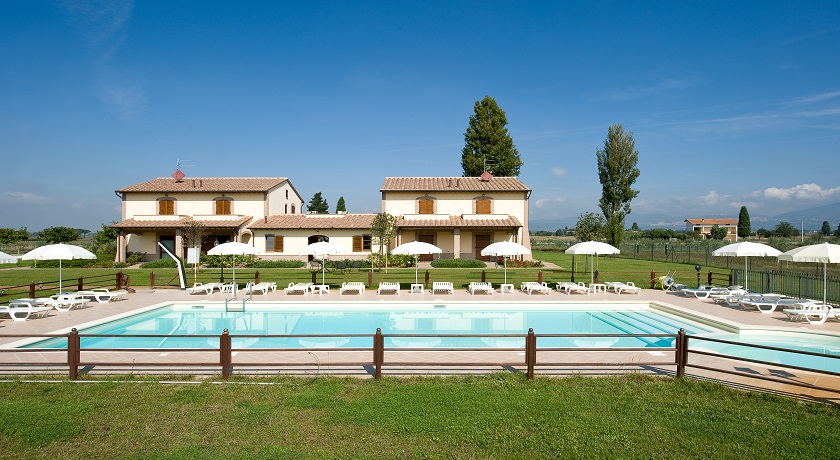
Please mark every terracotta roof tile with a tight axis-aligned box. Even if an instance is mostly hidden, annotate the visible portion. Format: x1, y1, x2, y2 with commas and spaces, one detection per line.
381, 176, 530, 192
112, 216, 253, 229
685, 218, 738, 225
116, 177, 289, 193
249, 214, 377, 230
396, 216, 522, 228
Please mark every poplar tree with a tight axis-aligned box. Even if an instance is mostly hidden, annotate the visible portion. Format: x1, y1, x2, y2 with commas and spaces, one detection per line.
596, 124, 640, 246
461, 96, 522, 176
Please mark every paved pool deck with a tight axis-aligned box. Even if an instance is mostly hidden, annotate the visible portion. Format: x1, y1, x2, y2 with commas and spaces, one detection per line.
1, 285, 839, 403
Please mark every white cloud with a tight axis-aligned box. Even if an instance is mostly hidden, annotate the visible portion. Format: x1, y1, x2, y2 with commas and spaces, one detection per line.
702, 190, 724, 205
551, 167, 567, 177
0, 191, 54, 204
534, 197, 567, 209
762, 183, 840, 200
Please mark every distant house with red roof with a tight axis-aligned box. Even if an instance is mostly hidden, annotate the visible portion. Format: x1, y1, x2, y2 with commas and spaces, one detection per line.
684, 218, 739, 242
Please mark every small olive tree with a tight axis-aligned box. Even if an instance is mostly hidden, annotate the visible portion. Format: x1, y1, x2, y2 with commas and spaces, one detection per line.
370, 213, 397, 271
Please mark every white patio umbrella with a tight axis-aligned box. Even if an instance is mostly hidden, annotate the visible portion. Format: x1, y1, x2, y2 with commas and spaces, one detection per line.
565, 241, 620, 284
712, 241, 781, 289
0, 250, 17, 264
207, 241, 258, 284
778, 242, 840, 305
299, 241, 349, 285
392, 241, 443, 284
480, 241, 531, 283
21, 243, 96, 294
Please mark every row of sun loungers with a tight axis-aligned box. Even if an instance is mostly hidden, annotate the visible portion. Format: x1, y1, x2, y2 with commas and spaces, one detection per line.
1, 288, 129, 321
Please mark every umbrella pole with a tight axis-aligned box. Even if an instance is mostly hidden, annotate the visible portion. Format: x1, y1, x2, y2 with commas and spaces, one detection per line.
824, 262, 828, 305
59, 259, 62, 294
415, 255, 419, 284
504, 257, 507, 284
233, 255, 236, 284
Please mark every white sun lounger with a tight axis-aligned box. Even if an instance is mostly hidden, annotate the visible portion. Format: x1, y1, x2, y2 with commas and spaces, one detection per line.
0, 303, 53, 321
339, 282, 366, 295
244, 282, 276, 295
186, 282, 224, 295
44, 294, 90, 312
520, 282, 551, 295
783, 303, 836, 325
377, 282, 400, 295
76, 288, 128, 303
740, 297, 809, 314
284, 283, 312, 295
431, 282, 454, 295
615, 282, 642, 295
557, 282, 589, 295
468, 282, 493, 295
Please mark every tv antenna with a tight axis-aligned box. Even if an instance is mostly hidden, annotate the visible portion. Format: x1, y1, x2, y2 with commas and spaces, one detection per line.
171, 158, 195, 182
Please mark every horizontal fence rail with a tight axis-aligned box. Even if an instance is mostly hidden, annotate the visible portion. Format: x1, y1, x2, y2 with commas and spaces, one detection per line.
1, 328, 839, 398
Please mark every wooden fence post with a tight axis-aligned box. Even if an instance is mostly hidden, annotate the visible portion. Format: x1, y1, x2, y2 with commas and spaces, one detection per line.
424, 270, 429, 289
29, 282, 36, 298
707, 271, 713, 286
68, 328, 80, 380
78, 276, 83, 291
650, 271, 656, 289
675, 328, 686, 378
220, 329, 231, 380
255, 271, 260, 284
537, 271, 543, 284
150, 272, 155, 289
373, 328, 384, 379
367, 270, 373, 288
526, 328, 536, 381
481, 270, 486, 283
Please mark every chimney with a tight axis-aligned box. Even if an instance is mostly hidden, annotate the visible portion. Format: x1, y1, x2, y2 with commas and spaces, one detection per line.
264, 216, 267, 223
192, 179, 196, 188
199, 180, 203, 187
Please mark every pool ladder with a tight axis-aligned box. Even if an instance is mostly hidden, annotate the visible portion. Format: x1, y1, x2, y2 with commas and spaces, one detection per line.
224, 282, 251, 312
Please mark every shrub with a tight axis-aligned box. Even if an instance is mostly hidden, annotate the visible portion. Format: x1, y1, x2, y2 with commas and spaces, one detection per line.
246, 259, 305, 268
431, 258, 487, 268
367, 253, 415, 268
202, 254, 255, 268
126, 253, 142, 265
505, 259, 544, 268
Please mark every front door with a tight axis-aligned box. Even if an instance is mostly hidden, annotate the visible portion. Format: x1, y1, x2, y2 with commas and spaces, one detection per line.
418, 234, 435, 262
474, 234, 491, 261
159, 236, 175, 259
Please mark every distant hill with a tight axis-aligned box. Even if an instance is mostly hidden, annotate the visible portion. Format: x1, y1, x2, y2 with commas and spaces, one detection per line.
529, 202, 840, 233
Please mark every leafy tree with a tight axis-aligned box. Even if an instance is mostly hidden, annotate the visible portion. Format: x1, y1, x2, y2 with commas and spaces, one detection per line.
94, 223, 118, 246
756, 228, 772, 238
596, 124, 640, 247
181, 220, 207, 249
835, 224, 840, 238
709, 225, 728, 240
773, 221, 799, 238
370, 213, 397, 270
574, 212, 605, 242
738, 206, 751, 238
38, 226, 79, 244
336, 196, 346, 213
821, 221, 832, 236
461, 96, 522, 177
307, 192, 329, 214
641, 228, 686, 240
630, 222, 641, 231
0, 227, 29, 244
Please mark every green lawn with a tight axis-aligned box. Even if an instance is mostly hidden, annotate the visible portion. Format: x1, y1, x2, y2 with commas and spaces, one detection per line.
0, 374, 836, 459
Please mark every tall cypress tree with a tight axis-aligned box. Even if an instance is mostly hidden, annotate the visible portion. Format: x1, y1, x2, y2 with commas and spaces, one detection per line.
461, 96, 522, 176
336, 196, 346, 213
738, 206, 751, 238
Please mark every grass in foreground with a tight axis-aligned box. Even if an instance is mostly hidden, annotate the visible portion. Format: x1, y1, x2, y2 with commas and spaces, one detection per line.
0, 374, 837, 459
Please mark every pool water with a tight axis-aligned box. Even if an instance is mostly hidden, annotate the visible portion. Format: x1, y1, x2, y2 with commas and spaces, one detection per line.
31, 303, 714, 350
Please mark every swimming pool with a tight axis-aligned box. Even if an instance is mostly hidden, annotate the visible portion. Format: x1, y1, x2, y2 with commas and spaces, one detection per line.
25, 301, 840, 373
30, 302, 716, 350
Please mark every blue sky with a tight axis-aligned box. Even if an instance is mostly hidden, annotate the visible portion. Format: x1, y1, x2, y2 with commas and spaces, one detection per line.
2, 1, 840, 232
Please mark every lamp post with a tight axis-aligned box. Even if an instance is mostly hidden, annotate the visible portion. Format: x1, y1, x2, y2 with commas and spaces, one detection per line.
695, 265, 702, 288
